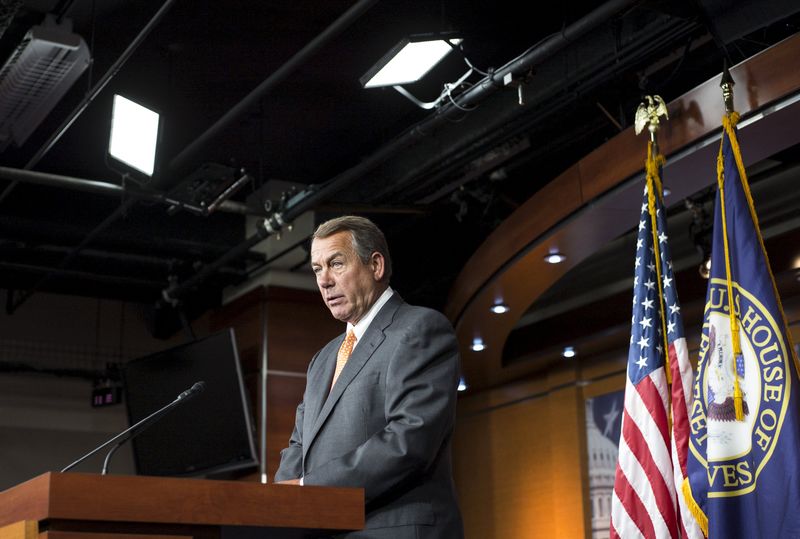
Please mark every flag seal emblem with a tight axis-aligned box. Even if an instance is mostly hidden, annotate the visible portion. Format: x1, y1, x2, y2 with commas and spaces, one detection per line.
689, 278, 792, 498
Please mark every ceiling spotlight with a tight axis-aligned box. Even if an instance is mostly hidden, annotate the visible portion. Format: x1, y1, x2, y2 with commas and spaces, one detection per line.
0, 15, 90, 151
457, 377, 468, 392
490, 302, 509, 314
663, 186, 672, 197
108, 94, 161, 177
562, 346, 576, 358
360, 33, 462, 88
687, 196, 713, 279
544, 251, 567, 264
471, 338, 485, 352
360, 32, 474, 110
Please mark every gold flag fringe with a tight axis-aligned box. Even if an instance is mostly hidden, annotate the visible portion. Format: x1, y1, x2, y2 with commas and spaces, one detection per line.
682, 478, 709, 536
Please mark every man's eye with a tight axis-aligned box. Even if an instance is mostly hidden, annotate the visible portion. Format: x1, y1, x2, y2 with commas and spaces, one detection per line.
332, 261, 343, 268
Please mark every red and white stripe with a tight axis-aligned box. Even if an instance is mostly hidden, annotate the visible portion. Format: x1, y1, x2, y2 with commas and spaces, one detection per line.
611, 367, 678, 539
669, 337, 704, 539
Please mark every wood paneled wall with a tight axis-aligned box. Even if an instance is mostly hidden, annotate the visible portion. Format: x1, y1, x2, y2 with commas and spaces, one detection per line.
454, 359, 607, 538
453, 299, 800, 538
210, 286, 341, 481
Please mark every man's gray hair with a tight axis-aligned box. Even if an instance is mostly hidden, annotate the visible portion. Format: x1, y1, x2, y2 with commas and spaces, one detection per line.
313, 216, 392, 281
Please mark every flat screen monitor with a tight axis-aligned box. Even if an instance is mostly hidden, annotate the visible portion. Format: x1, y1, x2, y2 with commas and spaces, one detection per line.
123, 328, 258, 477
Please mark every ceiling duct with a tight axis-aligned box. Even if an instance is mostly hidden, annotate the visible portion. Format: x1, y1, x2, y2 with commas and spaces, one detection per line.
0, 13, 90, 151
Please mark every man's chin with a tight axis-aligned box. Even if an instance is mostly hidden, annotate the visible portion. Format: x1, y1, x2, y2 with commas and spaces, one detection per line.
328, 307, 350, 322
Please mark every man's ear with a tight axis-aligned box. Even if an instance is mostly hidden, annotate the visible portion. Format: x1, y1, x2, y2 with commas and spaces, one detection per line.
370, 252, 385, 281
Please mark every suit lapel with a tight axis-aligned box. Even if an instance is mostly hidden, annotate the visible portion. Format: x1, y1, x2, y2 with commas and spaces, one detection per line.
304, 294, 403, 459
304, 337, 341, 433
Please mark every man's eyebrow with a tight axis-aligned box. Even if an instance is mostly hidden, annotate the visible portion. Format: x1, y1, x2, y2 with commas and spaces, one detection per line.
311, 251, 344, 267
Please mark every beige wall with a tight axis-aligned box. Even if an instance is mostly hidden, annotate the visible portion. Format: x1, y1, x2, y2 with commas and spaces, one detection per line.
453, 298, 800, 538
454, 354, 627, 539
0, 291, 202, 491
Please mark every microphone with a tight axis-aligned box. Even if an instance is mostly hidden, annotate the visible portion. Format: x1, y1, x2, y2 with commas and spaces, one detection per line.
178, 381, 206, 401
60, 381, 207, 474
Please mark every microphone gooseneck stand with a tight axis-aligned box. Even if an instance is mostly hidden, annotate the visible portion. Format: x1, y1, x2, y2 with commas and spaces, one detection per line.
61, 381, 206, 474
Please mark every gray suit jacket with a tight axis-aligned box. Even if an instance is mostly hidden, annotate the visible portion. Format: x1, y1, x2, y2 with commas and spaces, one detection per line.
275, 294, 464, 538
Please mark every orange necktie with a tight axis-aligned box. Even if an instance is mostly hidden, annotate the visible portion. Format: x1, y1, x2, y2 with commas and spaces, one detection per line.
331, 330, 357, 390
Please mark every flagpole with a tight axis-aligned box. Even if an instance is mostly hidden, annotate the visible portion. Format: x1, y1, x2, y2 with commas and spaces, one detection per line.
612, 94, 702, 539
635, 96, 672, 385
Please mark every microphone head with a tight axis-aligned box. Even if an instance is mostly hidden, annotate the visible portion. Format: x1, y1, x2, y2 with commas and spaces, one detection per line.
177, 381, 206, 400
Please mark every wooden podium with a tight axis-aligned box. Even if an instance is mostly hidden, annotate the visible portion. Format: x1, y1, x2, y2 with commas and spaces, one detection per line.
0, 472, 364, 539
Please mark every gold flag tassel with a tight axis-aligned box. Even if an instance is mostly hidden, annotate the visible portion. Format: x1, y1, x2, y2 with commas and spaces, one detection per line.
645, 141, 672, 386
715, 130, 745, 422
719, 63, 800, 420
718, 68, 745, 421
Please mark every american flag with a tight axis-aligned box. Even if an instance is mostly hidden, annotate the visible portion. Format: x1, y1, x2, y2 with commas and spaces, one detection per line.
610, 145, 702, 539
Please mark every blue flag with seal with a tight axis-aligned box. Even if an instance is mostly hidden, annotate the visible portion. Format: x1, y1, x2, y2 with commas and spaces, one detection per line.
683, 111, 800, 537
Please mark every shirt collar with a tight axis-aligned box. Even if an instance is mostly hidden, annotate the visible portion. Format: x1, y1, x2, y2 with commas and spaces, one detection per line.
347, 286, 393, 346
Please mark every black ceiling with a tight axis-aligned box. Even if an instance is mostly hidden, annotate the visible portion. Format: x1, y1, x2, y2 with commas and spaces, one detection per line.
1, 0, 799, 338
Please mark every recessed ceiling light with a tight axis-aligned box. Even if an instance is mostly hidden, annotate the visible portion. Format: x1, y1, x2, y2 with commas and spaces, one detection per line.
490, 302, 509, 314
562, 346, 576, 358
457, 377, 468, 391
471, 338, 485, 352
544, 252, 566, 264
663, 186, 672, 196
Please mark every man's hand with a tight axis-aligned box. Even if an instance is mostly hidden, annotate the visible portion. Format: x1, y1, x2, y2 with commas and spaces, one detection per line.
275, 478, 302, 485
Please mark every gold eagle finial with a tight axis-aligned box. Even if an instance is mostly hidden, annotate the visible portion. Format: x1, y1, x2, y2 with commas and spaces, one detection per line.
634, 95, 668, 138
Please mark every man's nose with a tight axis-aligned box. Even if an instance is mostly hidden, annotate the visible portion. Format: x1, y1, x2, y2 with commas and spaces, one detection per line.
317, 269, 333, 287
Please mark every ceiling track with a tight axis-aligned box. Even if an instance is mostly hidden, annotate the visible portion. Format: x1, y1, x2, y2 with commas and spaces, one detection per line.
0, 0, 179, 206
1, 0, 379, 314
164, 0, 380, 183
162, 0, 642, 305
377, 18, 702, 204
5, 198, 137, 314
0, 261, 164, 290
0, 166, 254, 216
0, 241, 176, 268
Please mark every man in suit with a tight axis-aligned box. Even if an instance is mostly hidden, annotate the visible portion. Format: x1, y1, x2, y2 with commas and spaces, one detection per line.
274, 215, 464, 538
